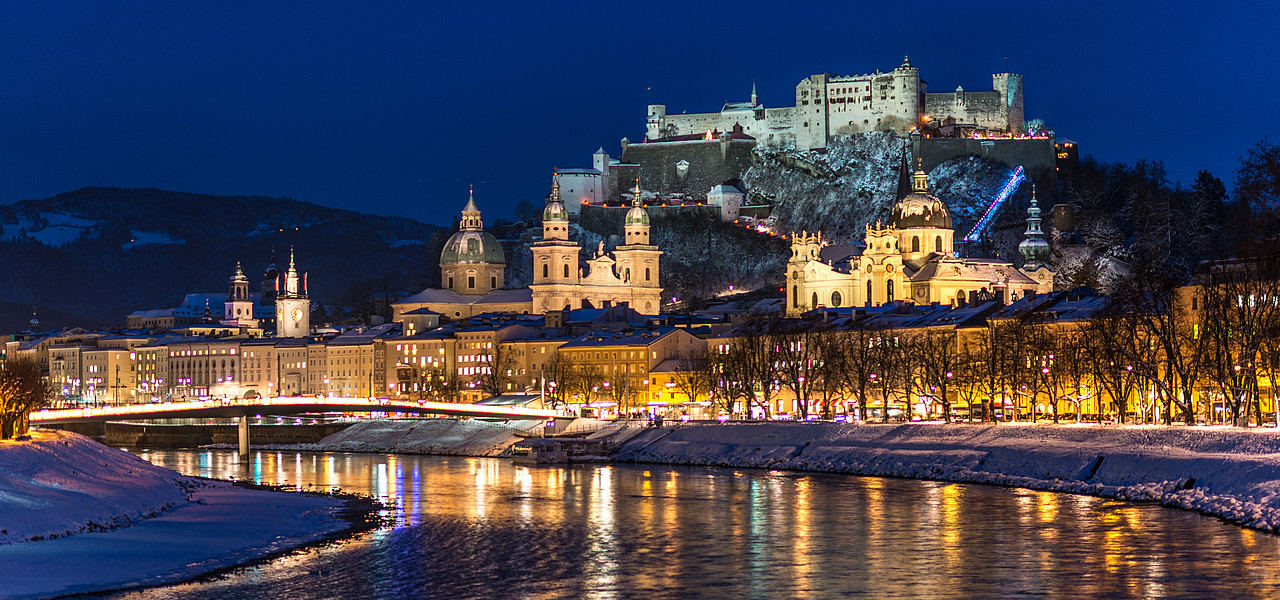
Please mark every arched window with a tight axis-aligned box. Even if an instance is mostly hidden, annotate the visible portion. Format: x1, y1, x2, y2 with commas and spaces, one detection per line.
956, 290, 966, 306
886, 280, 894, 302
831, 291, 842, 307
911, 236, 920, 252
812, 292, 819, 308
563, 264, 570, 278
793, 285, 799, 306
936, 236, 943, 253
866, 279, 874, 305
645, 267, 651, 281
542, 264, 548, 278
624, 268, 631, 282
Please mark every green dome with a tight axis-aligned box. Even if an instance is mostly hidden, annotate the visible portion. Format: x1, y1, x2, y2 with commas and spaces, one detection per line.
440, 230, 505, 265
625, 205, 650, 225
543, 200, 569, 221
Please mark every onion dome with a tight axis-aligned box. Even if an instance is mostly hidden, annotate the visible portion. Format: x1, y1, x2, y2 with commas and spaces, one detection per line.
230, 262, 249, 284
1019, 184, 1051, 268
441, 189, 505, 265
625, 179, 649, 225
889, 163, 952, 230
544, 174, 569, 221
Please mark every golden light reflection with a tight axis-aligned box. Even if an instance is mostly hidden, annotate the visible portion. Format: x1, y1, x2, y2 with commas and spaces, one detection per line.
940, 483, 961, 568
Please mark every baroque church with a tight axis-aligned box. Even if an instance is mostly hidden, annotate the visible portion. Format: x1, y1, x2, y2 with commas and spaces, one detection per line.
219, 249, 312, 337
785, 163, 1053, 317
391, 177, 664, 321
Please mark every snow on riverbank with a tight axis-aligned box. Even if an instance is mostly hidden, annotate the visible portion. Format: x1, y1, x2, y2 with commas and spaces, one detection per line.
261, 419, 524, 457
0, 431, 367, 599
0, 480, 356, 599
614, 422, 1280, 533
0, 430, 190, 544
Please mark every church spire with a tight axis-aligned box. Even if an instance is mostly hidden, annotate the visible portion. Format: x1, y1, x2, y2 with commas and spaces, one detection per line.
1018, 184, 1051, 269
460, 186, 484, 231
750, 80, 758, 106
911, 158, 929, 192
631, 178, 643, 207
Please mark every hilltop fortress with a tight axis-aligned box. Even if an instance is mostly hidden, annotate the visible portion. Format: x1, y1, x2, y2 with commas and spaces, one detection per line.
646, 56, 1023, 150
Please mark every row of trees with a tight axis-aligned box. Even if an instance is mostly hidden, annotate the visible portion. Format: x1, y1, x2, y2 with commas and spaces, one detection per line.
700, 245, 1280, 426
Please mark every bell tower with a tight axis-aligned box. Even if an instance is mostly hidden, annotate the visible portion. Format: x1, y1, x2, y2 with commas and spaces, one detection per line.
611, 179, 663, 314
221, 262, 258, 328
275, 249, 310, 338
530, 173, 583, 313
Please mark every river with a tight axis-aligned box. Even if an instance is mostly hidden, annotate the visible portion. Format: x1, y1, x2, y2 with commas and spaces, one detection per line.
107, 449, 1280, 599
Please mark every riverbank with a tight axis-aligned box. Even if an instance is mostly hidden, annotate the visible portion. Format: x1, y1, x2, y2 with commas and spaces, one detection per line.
0, 431, 377, 599
210, 418, 525, 457
613, 422, 1280, 533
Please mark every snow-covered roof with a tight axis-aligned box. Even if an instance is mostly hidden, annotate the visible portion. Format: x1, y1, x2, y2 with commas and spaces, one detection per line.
394, 287, 533, 306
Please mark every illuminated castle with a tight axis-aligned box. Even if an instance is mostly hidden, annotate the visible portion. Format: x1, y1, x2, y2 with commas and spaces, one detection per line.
646, 56, 1024, 150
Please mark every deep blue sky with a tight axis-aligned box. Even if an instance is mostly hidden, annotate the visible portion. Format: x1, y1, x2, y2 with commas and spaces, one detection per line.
2, 2, 1275, 227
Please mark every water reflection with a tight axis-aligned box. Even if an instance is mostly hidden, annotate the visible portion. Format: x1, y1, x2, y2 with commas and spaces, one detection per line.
117, 449, 1280, 600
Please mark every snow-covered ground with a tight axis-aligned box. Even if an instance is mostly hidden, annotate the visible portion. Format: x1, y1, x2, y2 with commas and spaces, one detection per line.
614, 422, 1280, 533
0, 431, 358, 599
233, 418, 524, 457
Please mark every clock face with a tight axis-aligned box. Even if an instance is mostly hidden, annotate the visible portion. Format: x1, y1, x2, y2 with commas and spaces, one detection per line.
291, 308, 303, 321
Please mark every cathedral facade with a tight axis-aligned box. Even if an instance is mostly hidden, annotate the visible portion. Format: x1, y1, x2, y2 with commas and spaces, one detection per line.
785, 165, 1052, 317
392, 180, 664, 321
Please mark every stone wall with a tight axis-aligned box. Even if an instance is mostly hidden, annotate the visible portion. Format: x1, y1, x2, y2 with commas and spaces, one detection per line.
617, 139, 754, 201
913, 136, 1058, 180
580, 204, 722, 238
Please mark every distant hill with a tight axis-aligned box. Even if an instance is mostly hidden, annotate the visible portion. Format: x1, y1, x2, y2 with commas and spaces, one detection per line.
0, 188, 449, 332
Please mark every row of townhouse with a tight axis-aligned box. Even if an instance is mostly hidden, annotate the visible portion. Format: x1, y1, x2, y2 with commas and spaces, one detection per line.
4, 309, 724, 415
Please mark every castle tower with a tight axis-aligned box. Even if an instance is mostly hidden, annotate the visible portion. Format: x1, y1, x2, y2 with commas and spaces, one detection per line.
439, 187, 506, 295
892, 54, 923, 133
275, 249, 310, 338
530, 174, 583, 312
222, 262, 258, 328
992, 72, 1025, 134
614, 180, 664, 314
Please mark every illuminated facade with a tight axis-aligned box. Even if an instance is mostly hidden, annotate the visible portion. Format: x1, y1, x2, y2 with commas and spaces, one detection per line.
785, 165, 1052, 316
647, 57, 1024, 150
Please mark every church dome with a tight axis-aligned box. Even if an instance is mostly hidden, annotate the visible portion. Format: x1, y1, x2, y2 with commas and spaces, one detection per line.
440, 230, 506, 265
889, 166, 952, 230
625, 205, 649, 225
544, 200, 569, 221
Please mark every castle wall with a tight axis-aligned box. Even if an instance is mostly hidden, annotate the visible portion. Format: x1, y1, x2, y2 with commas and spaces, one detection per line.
617, 139, 754, 202
554, 171, 603, 213
912, 136, 1059, 181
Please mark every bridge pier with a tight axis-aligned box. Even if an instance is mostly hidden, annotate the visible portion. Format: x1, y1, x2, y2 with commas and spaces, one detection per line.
238, 416, 250, 463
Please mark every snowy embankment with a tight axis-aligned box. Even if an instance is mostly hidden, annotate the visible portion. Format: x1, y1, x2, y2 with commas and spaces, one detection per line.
615, 422, 1280, 533
0, 430, 190, 544
255, 419, 524, 457
0, 431, 365, 599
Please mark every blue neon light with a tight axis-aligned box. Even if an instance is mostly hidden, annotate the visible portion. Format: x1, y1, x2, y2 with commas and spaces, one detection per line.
964, 165, 1025, 242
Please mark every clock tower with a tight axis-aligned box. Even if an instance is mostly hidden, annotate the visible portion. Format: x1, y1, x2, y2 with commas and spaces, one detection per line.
275, 249, 310, 338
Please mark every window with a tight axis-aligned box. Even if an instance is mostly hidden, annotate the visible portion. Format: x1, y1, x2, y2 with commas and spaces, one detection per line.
936, 236, 943, 252
792, 285, 798, 306
645, 267, 651, 281
564, 264, 570, 277
866, 280, 873, 305
831, 291, 842, 307
490, 276, 496, 289
448, 276, 453, 289
468, 276, 475, 289
911, 236, 920, 252
811, 292, 818, 308
887, 280, 894, 302
542, 264, 548, 278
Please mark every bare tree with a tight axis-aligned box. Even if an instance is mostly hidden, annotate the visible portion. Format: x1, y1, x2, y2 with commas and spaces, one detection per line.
914, 329, 959, 422
475, 342, 518, 399
833, 328, 877, 422
775, 318, 826, 419
0, 358, 52, 439
670, 346, 714, 409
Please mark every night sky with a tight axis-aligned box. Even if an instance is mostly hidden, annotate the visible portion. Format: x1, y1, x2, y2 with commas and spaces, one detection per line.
2, 2, 1275, 227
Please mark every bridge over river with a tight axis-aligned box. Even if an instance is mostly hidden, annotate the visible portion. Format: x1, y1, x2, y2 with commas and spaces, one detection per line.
31, 397, 566, 459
